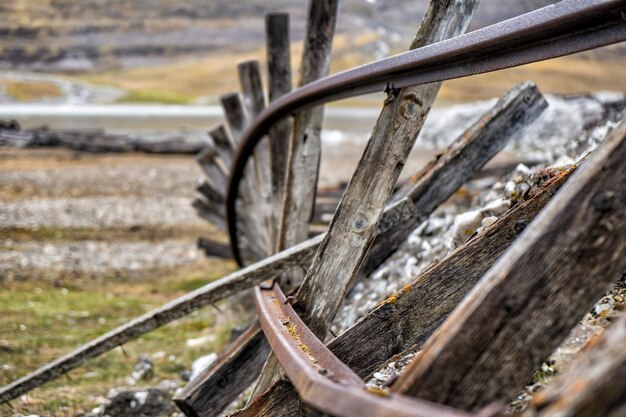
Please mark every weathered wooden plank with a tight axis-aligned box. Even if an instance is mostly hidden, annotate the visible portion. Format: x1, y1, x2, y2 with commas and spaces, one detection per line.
196, 237, 232, 260
520, 313, 626, 417
394, 119, 626, 411
220, 92, 268, 257
252, 2, 482, 398
265, 12, 292, 231
208, 124, 234, 169
0, 126, 204, 154
196, 178, 224, 205
231, 133, 577, 417
181, 82, 545, 417
250, 0, 340, 398
174, 322, 271, 417
238, 60, 274, 253
192, 196, 227, 232
275, 0, 338, 253
358, 80, 547, 277
196, 147, 228, 195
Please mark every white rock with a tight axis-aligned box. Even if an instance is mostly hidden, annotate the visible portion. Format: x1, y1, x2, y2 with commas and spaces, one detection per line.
190, 353, 217, 382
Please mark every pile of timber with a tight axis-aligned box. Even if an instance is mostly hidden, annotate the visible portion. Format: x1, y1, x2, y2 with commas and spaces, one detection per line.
1, 1, 625, 416
0, 121, 204, 154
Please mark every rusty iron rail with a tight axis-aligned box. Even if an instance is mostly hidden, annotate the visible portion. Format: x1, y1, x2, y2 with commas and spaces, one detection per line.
254, 282, 504, 417
226, 0, 626, 265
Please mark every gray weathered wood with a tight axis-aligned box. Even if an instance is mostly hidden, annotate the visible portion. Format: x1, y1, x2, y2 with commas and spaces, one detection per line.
0, 126, 204, 154
220, 92, 268, 258
359, 80, 547, 277
196, 147, 228, 195
252, 0, 481, 397
174, 322, 271, 416
208, 124, 234, 168
265, 12, 292, 232
394, 118, 626, 411
238, 60, 274, 253
192, 196, 227, 232
196, 178, 224, 205
520, 313, 626, 417
196, 237, 232, 260
179, 82, 545, 417
275, 0, 338, 253
251, 0, 339, 398
231, 134, 577, 417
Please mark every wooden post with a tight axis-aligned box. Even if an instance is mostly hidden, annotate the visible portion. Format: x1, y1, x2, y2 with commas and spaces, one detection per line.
275, 0, 338, 253
249, 0, 339, 398
265, 12, 292, 237
393, 119, 626, 411
220, 92, 269, 259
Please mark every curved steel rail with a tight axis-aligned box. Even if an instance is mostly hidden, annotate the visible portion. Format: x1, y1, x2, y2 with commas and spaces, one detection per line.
255, 283, 503, 417
226, 0, 626, 265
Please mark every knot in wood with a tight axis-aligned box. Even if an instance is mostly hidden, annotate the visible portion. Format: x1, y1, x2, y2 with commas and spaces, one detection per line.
352, 216, 368, 233
592, 190, 615, 213
400, 92, 424, 120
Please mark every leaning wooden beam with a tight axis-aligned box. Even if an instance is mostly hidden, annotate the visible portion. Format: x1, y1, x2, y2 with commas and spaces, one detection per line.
174, 322, 271, 417
520, 313, 626, 417
393, 118, 626, 411
175, 82, 547, 417
250, 0, 340, 399
231, 126, 576, 417
276, 0, 338, 253
196, 237, 232, 260
253, 0, 482, 397
0, 234, 320, 404
265, 12, 292, 235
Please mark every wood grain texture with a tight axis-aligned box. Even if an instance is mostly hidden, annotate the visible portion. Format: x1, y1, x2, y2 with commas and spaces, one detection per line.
174, 322, 271, 417
295, 0, 480, 353
520, 313, 626, 417
276, 0, 338, 253
238, 60, 274, 253
359, 81, 547, 277
394, 119, 626, 411
265, 12, 292, 227
182, 82, 546, 417
220, 92, 268, 260
231, 151, 576, 417
253, 0, 339, 398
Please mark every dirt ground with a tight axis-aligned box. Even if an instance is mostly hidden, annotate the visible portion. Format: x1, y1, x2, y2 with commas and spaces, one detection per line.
0, 148, 247, 416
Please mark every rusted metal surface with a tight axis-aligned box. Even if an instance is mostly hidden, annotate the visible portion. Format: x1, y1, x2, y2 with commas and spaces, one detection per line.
254, 282, 503, 417
227, 0, 626, 265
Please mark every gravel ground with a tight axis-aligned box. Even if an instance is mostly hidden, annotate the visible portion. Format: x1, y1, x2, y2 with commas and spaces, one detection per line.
0, 196, 203, 230
0, 149, 212, 281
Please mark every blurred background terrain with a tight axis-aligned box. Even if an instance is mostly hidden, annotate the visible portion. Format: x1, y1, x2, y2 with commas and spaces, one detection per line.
0, 0, 624, 105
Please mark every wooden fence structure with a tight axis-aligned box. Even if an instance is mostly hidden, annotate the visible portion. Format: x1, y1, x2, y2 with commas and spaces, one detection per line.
1, 1, 625, 416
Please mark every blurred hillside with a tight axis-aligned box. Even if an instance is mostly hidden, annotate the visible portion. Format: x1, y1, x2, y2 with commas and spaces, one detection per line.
0, 0, 624, 104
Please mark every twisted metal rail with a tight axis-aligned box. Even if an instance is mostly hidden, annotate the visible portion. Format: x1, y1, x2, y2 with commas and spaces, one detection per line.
226, 0, 626, 266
